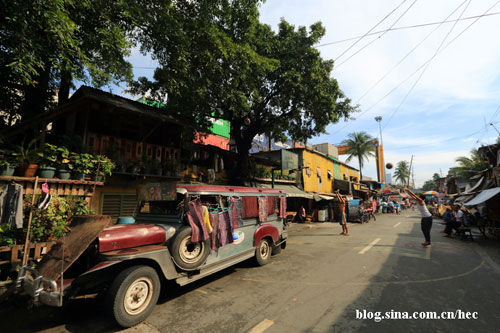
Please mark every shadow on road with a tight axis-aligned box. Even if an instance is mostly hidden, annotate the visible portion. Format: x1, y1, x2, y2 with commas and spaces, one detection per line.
326, 221, 500, 332
0, 258, 258, 332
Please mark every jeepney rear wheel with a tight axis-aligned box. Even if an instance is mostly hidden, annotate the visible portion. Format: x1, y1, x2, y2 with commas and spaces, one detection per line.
170, 226, 210, 271
106, 265, 160, 328
255, 238, 272, 266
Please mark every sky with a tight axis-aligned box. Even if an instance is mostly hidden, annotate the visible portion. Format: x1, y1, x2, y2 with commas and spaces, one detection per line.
119, 0, 500, 187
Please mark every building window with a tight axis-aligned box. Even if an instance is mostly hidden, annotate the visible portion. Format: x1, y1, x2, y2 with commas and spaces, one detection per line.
102, 194, 137, 218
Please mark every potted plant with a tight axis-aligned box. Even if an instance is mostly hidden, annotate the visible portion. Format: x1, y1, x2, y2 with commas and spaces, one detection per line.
70, 152, 94, 181
0, 147, 19, 176
93, 155, 115, 181
15, 138, 40, 177
37, 143, 59, 178
56, 146, 71, 179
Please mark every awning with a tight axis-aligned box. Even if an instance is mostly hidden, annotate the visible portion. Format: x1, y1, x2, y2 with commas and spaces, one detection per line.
454, 194, 476, 204
314, 194, 335, 201
256, 183, 313, 199
464, 176, 484, 194
464, 187, 500, 206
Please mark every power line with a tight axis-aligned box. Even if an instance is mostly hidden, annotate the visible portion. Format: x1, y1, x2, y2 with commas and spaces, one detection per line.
386, 119, 500, 151
334, 0, 419, 70
338, 0, 500, 135
316, 11, 500, 48
334, 0, 409, 62
382, 0, 474, 130
332, 0, 471, 134
356, 0, 469, 104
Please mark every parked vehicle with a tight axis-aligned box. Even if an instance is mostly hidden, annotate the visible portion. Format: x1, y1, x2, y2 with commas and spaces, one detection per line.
17, 184, 287, 327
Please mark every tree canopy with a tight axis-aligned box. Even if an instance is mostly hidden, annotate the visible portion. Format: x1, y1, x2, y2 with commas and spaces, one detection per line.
393, 160, 410, 185
341, 131, 375, 180
1, 0, 141, 127
132, 0, 357, 182
449, 148, 489, 180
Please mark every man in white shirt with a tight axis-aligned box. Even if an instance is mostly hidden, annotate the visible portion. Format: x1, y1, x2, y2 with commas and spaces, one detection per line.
403, 187, 433, 246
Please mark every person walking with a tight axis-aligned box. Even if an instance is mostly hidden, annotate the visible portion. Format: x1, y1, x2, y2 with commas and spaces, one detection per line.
335, 190, 349, 235
403, 187, 432, 247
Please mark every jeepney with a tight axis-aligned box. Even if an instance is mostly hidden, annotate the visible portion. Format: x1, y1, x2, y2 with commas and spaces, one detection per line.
17, 184, 287, 327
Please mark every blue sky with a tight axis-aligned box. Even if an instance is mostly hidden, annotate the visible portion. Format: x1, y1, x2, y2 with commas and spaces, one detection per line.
114, 0, 500, 187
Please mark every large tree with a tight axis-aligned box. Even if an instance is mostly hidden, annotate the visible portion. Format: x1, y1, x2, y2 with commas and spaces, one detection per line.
341, 131, 375, 181
393, 160, 410, 185
1, 0, 141, 126
132, 0, 356, 183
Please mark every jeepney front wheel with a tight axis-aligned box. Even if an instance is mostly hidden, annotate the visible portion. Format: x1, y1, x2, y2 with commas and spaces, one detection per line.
255, 238, 272, 266
106, 265, 160, 328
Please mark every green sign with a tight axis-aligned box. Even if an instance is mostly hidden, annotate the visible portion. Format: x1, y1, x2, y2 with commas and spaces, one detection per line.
207, 117, 230, 139
281, 150, 298, 173
137, 98, 230, 138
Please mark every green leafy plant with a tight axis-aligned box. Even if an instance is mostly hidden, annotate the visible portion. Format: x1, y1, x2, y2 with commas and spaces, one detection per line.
37, 143, 59, 167
0, 147, 19, 168
70, 152, 95, 174
14, 138, 40, 165
57, 146, 71, 169
94, 155, 115, 177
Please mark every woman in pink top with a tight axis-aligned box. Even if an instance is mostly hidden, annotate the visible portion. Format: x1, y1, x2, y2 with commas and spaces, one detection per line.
403, 187, 432, 247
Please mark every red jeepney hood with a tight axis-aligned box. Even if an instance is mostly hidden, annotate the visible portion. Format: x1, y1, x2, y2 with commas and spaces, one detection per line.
98, 224, 166, 253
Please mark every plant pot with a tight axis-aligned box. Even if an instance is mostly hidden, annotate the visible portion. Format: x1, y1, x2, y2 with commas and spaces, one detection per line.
57, 169, 71, 180
0, 165, 16, 176
90, 174, 103, 182
72, 172, 86, 181
38, 166, 56, 178
19, 164, 39, 177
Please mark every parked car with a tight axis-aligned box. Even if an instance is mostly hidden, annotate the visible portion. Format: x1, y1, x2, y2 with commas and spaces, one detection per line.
18, 184, 287, 327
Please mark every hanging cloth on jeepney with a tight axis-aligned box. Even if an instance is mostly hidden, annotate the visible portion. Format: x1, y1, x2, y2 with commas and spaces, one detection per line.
217, 211, 233, 248
187, 199, 209, 242
258, 196, 268, 222
229, 197, 243, 228
208, 211, 233, 250
279, 196, 287, 218
202, 205, 213, 233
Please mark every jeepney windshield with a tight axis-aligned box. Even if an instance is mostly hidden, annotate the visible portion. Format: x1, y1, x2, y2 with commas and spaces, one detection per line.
138, 193, 185, 216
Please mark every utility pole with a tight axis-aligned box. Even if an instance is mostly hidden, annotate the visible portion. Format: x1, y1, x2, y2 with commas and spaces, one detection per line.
375, 116, 385, 183
407, 155, 413, 188
490, 123, 500, 136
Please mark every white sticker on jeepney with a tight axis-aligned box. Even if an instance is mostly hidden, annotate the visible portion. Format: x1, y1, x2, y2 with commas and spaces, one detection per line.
232, 231, 245, 245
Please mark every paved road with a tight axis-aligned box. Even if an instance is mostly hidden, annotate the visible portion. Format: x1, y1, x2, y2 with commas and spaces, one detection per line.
2, 212, 500, 332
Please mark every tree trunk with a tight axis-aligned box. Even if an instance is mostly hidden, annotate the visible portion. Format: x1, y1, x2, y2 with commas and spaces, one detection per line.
58, 69, 72, 105
358, 155, 363, 181
234, 136, 253, 185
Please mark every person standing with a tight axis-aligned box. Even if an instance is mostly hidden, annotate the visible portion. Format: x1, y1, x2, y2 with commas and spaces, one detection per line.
403, 187, 433, 247
335, 190, 348, 235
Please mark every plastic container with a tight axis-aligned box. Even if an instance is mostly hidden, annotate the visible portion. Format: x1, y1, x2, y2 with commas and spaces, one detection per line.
318, 209, 327, 222
117, 216, 136, 224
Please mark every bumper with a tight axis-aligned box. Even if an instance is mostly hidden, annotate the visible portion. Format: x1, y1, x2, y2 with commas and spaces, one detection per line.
17, 266, 63, 307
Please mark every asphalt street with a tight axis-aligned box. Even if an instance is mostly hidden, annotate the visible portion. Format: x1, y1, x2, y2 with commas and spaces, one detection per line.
2, 211, 500, 332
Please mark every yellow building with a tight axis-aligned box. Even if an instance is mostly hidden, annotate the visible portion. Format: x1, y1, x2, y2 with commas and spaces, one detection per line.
338, 161, 361, 190
289, 148, 335, 194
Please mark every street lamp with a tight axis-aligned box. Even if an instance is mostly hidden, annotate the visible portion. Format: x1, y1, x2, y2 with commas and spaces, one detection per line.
375, 116, 383, 146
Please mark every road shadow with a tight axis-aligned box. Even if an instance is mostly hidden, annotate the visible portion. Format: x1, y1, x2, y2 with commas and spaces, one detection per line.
0, 258, 258, 332
323, 221, 500, 332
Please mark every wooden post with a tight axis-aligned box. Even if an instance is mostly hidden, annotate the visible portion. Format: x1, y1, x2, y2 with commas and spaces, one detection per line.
22, 176, 39, 266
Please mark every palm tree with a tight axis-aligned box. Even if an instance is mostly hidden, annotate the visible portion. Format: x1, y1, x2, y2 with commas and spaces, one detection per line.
393, 160, 410, 185
342, 131, 375, 180
449, 148, 489, 180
